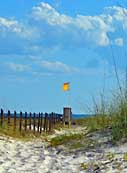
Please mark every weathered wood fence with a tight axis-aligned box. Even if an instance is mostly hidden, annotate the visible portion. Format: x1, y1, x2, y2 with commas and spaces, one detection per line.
0, 109, 62, 133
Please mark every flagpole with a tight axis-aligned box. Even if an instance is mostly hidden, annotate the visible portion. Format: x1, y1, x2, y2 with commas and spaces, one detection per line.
62, 82, 70, 107
63, 82, 72, 128
68, 88, 71, 108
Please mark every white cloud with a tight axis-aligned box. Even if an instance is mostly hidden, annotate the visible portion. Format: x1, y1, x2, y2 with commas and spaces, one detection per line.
0, 17, 19, 30
104, 6, 127, 21
0, 17, 39, 54
39, 60, 79, 73
31, 2, 72, 26
0, 17, 35, 39
7, 63, 31, 72
1, 3, 126, 81
103, 6, 127, 31
0, 3, 126, 57
31, 2, 127, 46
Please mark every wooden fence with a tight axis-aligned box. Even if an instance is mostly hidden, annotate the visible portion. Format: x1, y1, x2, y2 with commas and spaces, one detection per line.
0, 109, 62, 133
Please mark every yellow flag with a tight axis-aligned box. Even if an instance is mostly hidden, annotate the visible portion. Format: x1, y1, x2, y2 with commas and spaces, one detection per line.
63, 82, 70, 91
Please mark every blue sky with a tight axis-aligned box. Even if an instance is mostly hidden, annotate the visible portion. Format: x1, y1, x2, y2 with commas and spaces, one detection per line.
0, 0, 127, 114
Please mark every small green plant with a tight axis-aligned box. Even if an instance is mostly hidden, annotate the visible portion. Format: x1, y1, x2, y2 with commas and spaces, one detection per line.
76, 115, 110, 133
111, 125, 123, 143
80, 162, 88, 170
106, 152, 115, 160
123, 153, 127, 161
70, 142, 84, 149
50, 133, 83, 147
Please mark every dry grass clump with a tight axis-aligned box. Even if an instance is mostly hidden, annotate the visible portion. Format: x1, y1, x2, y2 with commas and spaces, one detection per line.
76, 85, 127, 143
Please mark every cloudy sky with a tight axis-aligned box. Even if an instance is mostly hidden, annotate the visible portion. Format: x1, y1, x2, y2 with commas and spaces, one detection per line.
0, 0, 127, 113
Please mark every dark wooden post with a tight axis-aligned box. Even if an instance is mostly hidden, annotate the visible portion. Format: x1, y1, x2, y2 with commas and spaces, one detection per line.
19, 111, 22, 131
52, 113, 54, 127
29, 112, 32, 131
38, 113, 40, 132
25, 112, 27, 131
40, 113, 43, 134
46, 113, 49, 132
54, 113, 56, 127
55, 113, 57, 124
58, 114, 61, 123
49, 113, 52, 132
58, 114, 60, 122
57, 114, 59, 123
44, 113, 46, 132
46, 114, 50, 132
63, 107, 72, 127
44, 113, 48, 132
56, 114, 58, 123
7, 110, 11, 126
48, 114, 50, 132
54, 113, 56, 126
51, 112, 54, 129
53, 113, 55, 126
57, 114, 59, 122
14, 111, 16, 131
55, 113, 57, 123
33, 113, 36, 133
0, 109, 3, 126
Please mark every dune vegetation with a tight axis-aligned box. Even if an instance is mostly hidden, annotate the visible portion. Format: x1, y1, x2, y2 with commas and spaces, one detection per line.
75, 81, 127, 143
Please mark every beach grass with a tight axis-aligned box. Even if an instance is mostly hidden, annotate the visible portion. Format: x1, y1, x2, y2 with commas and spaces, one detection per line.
0, 118, 48, 141
75, 84, 127, 143
50, 133, 83, 147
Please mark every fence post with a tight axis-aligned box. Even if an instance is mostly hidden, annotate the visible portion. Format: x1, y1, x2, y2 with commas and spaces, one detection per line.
19, 111, 22, 132
56, 114, 58, 123
52, 113, 54, 127
57, 114, 59, 122
54, 113, 56, 127
48, 114, 50, 132
29, 112, 32, 131
14, 111, 16, 131
38, 113, 40, 133
49, 113, 52, 132
0, 109, 3, 126
33, 113, 36, 133
51, 112, 54, 129
44, 113, 46, 132
58, 114, 61, 123
46, 113, 49, 132
44, 113, 48, 132
25, 112, 27, 131
8, 110, 11, 126
40, 113, 43, 134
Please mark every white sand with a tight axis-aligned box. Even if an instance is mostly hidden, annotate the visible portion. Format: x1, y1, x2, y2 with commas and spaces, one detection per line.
0, 128, 127, 173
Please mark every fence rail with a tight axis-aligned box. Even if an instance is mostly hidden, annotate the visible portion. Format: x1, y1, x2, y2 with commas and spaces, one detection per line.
0, 109, 63, 134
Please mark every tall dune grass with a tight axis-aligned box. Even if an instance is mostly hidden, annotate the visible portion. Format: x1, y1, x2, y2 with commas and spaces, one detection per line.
76, 83, 127, 143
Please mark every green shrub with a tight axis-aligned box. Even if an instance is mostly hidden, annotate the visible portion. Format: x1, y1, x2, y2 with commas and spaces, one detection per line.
50, 133, 83, 147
